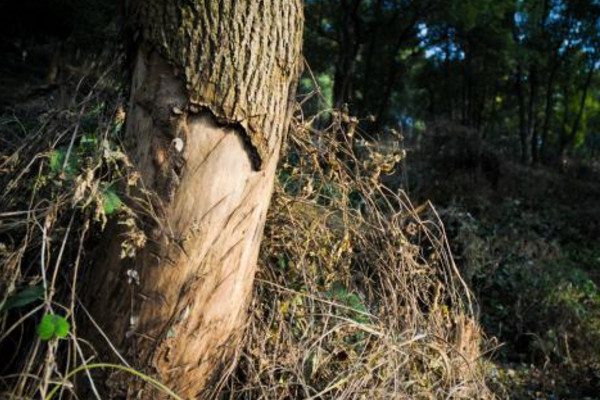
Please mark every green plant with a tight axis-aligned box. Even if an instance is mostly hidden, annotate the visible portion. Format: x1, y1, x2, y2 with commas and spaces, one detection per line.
101, 185, 122, 215
327, 281, 370, 324
36, 314, 70, 341
49, 147, 78, 177
1, 285, 44, 312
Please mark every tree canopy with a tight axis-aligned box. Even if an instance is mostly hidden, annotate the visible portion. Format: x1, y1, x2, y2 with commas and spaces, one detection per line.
304, 0, 600, 163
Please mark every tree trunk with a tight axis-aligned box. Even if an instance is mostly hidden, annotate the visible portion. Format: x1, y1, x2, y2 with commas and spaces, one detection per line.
83, 1, 303, 398
528, 64, 539, 165
516, 63, 528, 164
374, 20, 416, 126
540, 58, 559, 161
559, 62, 595, 157
333, 0, 361, 108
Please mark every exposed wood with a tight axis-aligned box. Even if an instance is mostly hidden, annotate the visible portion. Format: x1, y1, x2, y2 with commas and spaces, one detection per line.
83, 1, 303, 398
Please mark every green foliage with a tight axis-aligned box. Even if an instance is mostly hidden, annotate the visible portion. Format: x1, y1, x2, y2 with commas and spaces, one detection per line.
43, 121, 129, 223
36, 314, 70, 341
327, 281, 369, 324
326, 282, 369, 345
485, 260, 600, 357
1, 285, 44, 312
101, 185, 122, 215
304, 0, 600, 162
49, 147, 77, 176
300, 72, 334, 111
447, 201, 600, 369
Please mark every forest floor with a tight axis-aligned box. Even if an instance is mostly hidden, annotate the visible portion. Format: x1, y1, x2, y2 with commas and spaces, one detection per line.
406, 140, 600, 399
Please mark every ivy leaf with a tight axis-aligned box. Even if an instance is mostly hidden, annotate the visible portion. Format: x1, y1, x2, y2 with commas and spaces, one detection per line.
80, 134, 98, 148
49, 149, 65, 174
2, 285, 44, 312
330, 281, 348, 300
54, 317, 70, 339
347, 293, 363, 310
49, 148, 77, 176
102, 186, 122, 215
36, 314, 70, 341
347, 293, 369, 323
37, 315, 57, 340
278, 255, 287, 269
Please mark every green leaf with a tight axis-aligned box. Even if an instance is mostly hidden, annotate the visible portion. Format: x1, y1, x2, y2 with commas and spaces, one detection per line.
278, 255, 287, 269
80, 134, 98, 146
2, 285, 44, 311
102, 187, 122, 215
37, 315, 57, 340
347, 293, 363, 309
36, 314, 70, 341
347, 294, 369, 323
49, 148, 77, 176
49, 149, 66, 174
330, 281, 348, 299
54, 317, 70, 339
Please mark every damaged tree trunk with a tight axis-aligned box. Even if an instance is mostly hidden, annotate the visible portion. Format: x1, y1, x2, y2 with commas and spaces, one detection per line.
84, 0, 303, 398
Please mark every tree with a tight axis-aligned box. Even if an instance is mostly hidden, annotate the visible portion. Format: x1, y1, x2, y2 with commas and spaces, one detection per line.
304, 0, 442, 125
83, 1, 303, 397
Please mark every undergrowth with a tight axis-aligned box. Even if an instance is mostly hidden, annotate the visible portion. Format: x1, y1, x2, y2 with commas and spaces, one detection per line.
0, 68, 155, 399
0, 66, 492, 399
222, 87, 491, 398
412, 127, 600, 398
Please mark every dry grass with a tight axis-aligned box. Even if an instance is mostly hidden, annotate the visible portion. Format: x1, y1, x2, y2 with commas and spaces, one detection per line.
0, 66, 491, 399
223, 87, 492, 399
0, 68, 150, 399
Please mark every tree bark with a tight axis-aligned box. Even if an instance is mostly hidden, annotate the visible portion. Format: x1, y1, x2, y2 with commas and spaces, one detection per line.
83, 1, 303, 398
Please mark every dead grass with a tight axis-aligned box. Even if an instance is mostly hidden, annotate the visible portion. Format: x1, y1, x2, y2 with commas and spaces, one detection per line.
0, 66, 492, 399
222, 88, 492, 399
0, 67, 151, 400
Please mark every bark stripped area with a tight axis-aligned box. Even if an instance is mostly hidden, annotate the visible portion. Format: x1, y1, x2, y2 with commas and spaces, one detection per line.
84, 1, 303, 398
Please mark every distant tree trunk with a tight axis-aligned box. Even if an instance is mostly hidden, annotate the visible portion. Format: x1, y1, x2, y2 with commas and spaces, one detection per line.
444, 32, 452, 118
333, 0, 361, 108
528, 65, 539, 164
83, 1, 303, 398
559, 62, 595, 157
559, 78, 572, 158
516, 63, 528, 164
461, 66, 468, 125
374, 17, 418, 127
476, 86, 488, 135
359, 0, 384, 116
540, 58, 559, 161
466, 46, 474, 127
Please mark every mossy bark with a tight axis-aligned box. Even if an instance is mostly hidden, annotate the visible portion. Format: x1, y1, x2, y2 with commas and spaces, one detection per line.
84, 1, 303, 398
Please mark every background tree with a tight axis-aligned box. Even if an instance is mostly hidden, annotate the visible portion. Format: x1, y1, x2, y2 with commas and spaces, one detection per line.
303, 0, 600, 164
